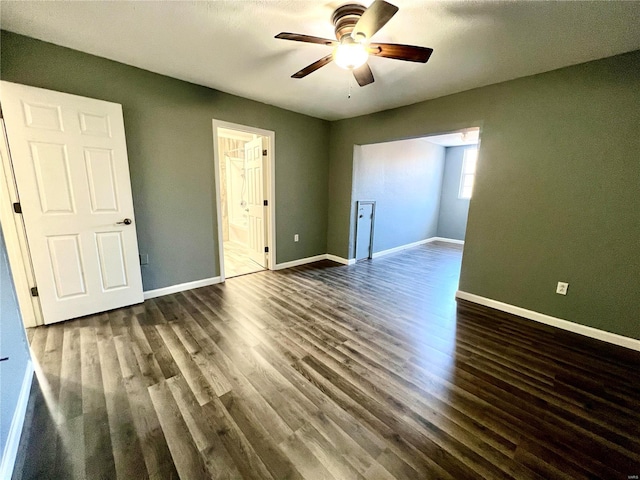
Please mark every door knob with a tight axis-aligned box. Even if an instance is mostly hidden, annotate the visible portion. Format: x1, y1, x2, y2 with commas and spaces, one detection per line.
117, 218, 132, 225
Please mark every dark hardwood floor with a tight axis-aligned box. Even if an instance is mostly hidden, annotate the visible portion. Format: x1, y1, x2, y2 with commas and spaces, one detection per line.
12, 242, 640, 479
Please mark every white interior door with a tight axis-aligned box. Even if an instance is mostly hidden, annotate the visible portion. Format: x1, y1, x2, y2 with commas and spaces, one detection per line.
245, 136, 267, 268
0, 81, 143, 324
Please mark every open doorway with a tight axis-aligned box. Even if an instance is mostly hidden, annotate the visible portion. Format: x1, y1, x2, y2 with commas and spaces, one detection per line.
352, 127, 481, 260
351, 127, 481, 308
213, 121, 275, 280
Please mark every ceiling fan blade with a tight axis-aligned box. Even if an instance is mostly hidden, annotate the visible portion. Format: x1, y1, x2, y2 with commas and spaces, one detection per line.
353, 63, 374, 87
292, 54, 334, 79
275, 32, 337, 47
369, 43, 433, 63
352, 0, 399, 40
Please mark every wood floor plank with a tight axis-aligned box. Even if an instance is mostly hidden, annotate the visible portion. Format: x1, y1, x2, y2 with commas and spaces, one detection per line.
53, 414, 85, 480
292, 355, 458, 479
14, 242, 640, 480
292, 421, 366, 480
165, 375, 243, 479
148, 380, 210, 480
373, 448, 422, 480
155, 323, 217, 406
251, 343, 390, 459
128, 315, 166, 387
27, 325, 47, 364
97, 335, 148, 480
83, 410, 117, 480
135, 313, 180, 380
202, 397, 276, 480
278, 429, 339, 480
114, 336, 179, 479
79, 323, 117, 480
40, 323, 64, 424
219, 390, 304, 480
58, 325, 82, 421
299, 353, 483, 480
13, 377, 58, 480
332, 342, 527, 473
168, 320, 232, 397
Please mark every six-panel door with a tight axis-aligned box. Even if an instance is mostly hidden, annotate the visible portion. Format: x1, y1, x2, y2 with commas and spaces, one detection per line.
0, 81, 143, 324
245, 136, 267, 268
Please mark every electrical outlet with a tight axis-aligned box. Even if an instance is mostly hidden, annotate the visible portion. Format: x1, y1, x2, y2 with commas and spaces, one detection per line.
556, 281, 569, 295
294, 234, 299, 242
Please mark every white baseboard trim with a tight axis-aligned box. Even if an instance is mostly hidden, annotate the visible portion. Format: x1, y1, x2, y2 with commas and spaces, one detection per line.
431, 237, 465, 245
269, 239, 465, 271
456, 290, 640, 352
144, 254, 352, 297
274, 254, 327, 270
371, 236, 465, 259
143, 276, 222, 300
0, 360, 34, 480
149, 240, 463, 292
372, 237, 437, 259
326, 254, 356, 266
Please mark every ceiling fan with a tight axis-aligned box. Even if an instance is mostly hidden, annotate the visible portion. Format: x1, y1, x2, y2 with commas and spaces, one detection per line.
275, 0, 433, 87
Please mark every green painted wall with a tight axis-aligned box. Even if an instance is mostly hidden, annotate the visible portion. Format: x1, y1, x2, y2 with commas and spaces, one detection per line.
328, 50, 640, 339
0, 31, 330, 291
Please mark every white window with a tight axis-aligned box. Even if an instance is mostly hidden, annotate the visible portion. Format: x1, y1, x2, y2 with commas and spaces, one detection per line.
459, 147, 478, 199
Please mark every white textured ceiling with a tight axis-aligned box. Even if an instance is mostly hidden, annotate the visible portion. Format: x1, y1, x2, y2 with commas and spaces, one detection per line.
2, 1, 640, 121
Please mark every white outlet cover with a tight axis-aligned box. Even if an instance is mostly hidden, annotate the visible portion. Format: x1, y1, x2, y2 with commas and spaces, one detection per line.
556, 282, 569, 295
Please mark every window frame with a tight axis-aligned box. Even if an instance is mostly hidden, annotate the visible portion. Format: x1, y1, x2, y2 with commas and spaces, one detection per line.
458, 147, 478, 199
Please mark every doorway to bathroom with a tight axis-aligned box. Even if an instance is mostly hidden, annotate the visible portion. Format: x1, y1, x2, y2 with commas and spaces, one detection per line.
213, 120, 275, 280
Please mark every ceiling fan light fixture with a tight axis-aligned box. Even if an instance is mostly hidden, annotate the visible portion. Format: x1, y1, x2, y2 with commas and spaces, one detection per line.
275, 0, 432, 85
334, 37, 369, 70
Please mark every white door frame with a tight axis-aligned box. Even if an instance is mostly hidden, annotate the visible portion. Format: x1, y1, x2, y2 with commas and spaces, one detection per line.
0, 120, 44, 327
212, 119, 275, 282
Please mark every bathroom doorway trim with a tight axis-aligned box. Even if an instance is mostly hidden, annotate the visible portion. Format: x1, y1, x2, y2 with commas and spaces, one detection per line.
212, 119, 276, 282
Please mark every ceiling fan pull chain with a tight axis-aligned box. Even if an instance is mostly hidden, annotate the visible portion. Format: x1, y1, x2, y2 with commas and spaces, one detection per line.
348, 78, 352, 99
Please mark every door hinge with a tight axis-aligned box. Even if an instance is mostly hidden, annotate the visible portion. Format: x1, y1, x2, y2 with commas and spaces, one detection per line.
30, 287, 38, 297
263, 200, 268, 206
264, 246, 269, 253
13, 202, 22, 214
262, 149, 267, 156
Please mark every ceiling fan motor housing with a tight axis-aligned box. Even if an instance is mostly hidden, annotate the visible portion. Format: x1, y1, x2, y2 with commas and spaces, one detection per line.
332, 4, 367, 41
